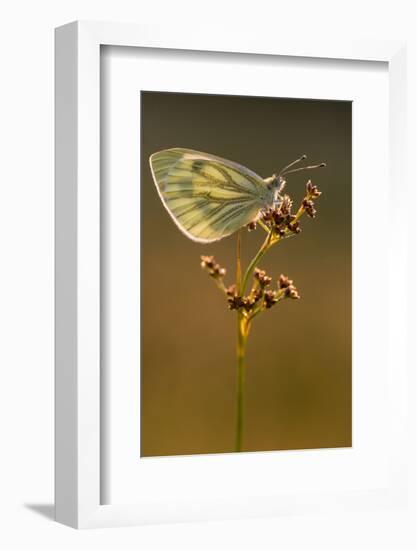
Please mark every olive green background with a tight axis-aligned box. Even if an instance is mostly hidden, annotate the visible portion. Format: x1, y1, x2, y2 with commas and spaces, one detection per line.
140, 91, 352, 457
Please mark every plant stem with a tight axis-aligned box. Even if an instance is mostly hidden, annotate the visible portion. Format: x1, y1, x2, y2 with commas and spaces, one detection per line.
241, 229, 273, 295
233, 205, 308, 452
235, 311, 249, 452
236, 230, 242, 294
235, 230, 274, 452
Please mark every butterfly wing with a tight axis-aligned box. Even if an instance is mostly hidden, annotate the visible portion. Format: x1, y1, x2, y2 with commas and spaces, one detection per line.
149, 148, 267, 243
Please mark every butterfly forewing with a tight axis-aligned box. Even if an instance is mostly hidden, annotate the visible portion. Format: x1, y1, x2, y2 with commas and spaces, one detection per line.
149, 148, 267, 242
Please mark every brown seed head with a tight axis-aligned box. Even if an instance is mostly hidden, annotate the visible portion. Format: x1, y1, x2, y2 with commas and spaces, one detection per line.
285, 285, 301, 299
252, 289, 263, 302
306, 179, 322, 198
288, 221, 301, 234
274, 227, 287, 237
272, 210, 285, 225
242, 297, 255, 312
302, 198, 317, 219
280, 195, 293, 216
278, 274, 292, 289
200, 255, 214, 269
261, 208, 274, 223
200, 255, 226, 279
227, 295, 244, 310
254, 268, 272, 287
264, 289, 278, 309
226, 284, 237, 297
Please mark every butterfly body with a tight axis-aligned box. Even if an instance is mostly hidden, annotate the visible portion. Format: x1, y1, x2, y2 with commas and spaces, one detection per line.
149, 148, 281, 243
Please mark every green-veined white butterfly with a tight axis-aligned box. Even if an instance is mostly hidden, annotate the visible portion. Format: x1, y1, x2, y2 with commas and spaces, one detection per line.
149, 148, 325, 243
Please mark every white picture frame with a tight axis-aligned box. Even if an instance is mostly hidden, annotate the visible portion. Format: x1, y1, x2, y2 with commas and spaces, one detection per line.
55, 20, 408, 529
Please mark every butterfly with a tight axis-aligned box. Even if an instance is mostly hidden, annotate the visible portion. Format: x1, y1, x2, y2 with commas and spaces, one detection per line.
149, 148, 324, 243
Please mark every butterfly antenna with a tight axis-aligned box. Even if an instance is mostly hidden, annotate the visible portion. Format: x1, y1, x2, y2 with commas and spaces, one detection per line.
279, 154, 307, 176
282, 162, 326, 176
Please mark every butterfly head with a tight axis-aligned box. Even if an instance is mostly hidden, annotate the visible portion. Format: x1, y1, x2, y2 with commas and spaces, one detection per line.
264, 174, 280, 190
263, 174, 285, 207
265, 174, 286, 191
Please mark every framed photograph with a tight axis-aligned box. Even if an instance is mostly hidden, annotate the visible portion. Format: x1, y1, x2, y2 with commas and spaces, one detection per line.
55, 21, 408, 528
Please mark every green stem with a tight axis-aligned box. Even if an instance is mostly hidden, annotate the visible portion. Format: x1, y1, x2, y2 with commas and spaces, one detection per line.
257, 219, 270, 233
241, 230, 273, 295
236, 230, 242, 294
235, 312, 249, 452
233, 201, 311, 452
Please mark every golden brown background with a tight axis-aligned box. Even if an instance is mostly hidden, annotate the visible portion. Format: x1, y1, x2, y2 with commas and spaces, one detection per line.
140, 91, 351, 457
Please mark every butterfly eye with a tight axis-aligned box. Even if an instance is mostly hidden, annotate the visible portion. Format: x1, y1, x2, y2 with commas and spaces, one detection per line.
264, 175, 277, 190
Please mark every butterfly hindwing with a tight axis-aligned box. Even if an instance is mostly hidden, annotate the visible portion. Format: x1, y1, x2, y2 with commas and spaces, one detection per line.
149, 148, 267, 243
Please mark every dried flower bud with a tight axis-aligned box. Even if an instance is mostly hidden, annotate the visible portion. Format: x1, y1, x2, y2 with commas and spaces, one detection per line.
225, 284, 243, 310
261, 207, 274, 223
288, 221, 301, 234
226, 284, 237, 297
302, 198, 317, 219
254, 268, 272, 287
272, 210, 285, 225
242, 297, 254, 312
306, 179, 322, 198
252, 289, 263, 303
228, 295, 244, 310
200, 255, 214, 269
200, 255, 226, 279
264, 289, 278, 309
285, 286, 301, 299
246, 221, 257, 231
238, 287, 264, 312
274, 227, 286, 237
277, 274, 301, 300
278, 274, 293, 289
280, 195, 293, 216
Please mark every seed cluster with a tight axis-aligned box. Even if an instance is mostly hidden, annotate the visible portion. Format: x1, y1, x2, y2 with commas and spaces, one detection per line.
278, 274, 301, 300
200, 255, 226, 279
302, 180, 322, 219
246, 178, 323, 237
217, 266, 300, 313
254, 268, 272, 287
226, 284, 264, 312
225, 285, 243, 310
306, 179, 322, 198
264, 289, 278, 309
261, 194, 301, 236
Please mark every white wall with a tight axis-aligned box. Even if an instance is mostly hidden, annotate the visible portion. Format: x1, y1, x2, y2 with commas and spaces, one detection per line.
0, 0, 415, 548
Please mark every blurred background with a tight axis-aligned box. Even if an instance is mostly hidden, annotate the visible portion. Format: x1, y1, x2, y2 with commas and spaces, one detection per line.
140, 91, 351, 457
